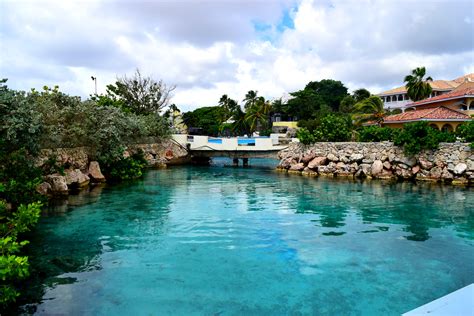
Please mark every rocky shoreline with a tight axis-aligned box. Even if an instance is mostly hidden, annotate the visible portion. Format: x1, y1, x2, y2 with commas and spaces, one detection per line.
35, 139, 190, 196
277, 142, 473, 186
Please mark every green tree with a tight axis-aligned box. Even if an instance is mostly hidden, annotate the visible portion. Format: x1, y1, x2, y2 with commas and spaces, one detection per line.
404, 67, 433, 101
313, 114, 353, 142
352, 88, 371, 103
182, 106, 225, 136
243, 90, 258, 111
339, 95, 356, 113
352, 95, 386, 126
245, 97, 272, 133
106, 69, 175, 115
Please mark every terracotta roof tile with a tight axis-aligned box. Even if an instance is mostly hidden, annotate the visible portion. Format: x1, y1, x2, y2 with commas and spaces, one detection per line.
384, 106, 471, 123
409, 81, 474, 107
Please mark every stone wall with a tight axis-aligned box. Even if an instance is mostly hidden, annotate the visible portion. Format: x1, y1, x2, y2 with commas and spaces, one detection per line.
35, 139, 189, 195
277, 142, 473, 185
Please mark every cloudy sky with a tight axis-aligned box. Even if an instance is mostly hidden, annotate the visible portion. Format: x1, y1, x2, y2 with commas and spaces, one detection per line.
1, 0, 473, 111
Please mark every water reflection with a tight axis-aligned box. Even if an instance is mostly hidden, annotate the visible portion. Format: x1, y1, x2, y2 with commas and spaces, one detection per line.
21, 165, 474, 315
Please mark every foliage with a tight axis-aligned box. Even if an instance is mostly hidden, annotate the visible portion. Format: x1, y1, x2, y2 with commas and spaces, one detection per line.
455, 121, 474, 144
352, 88, 371, 103
352, 95, 386, 126
106, 69, 175, 115
0, 201, 42, 305
244, 94, 272, 134
286, 79, 348, 120
182, 106, 225, 137
296, 114, 352, 143
394, 121, 453, 155
339, 95, 356, 113
313, 114, 352, 142
100, 152, 147, 181
357, 126, 400, 142
296, 127, 315, 145
404, 67, 433, 101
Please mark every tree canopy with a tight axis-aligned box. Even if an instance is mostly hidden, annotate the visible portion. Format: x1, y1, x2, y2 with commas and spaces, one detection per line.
404, 67, 433, 101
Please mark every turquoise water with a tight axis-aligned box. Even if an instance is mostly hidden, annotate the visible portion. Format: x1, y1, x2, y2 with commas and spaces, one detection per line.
26, 161, 473, 315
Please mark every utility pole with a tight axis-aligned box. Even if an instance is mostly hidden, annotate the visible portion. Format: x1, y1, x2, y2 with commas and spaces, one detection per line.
91, 76, 97, 95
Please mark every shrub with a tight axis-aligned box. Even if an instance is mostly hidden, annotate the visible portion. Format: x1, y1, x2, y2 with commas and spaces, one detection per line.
296, 127, 315, 145
0, 201, 42, 306
456, 121, 474, 142
394, 121, 455, 155
313, 114, 352, 142
358, 126, 400, 142
100, 151, 148, 181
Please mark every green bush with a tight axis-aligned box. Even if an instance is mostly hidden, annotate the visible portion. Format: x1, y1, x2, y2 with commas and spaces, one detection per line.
0, 201, 42, 306
394, 121, 455, 155
100, 151, 148, 181
456, 121, 474, 143
358, 126, 400, 142
296, 127, 315, 145
313, 114, 352, 142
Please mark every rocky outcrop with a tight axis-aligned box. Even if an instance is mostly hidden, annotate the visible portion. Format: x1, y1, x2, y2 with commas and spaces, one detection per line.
278, 142, 472, 185
88, 161, 106, 183
44, 174, 69, 195
65, 169, 90, 188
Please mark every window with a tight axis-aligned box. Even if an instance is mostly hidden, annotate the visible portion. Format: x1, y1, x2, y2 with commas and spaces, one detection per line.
398, 95, 403, 101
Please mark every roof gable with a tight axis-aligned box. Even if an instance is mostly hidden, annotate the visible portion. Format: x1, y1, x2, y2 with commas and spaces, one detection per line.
384, 106, 471, 123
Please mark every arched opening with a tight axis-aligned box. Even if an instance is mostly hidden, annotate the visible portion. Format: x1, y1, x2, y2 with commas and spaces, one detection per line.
429, 124, 439, 130
398, 94, 403, 101
405, 107, 415, 112
441, 124, 453, 133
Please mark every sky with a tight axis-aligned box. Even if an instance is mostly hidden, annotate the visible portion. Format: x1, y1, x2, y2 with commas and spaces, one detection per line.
1, 0, 473, 112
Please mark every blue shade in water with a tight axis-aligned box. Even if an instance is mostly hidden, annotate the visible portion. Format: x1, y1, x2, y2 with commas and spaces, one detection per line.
26, 165, 474, 315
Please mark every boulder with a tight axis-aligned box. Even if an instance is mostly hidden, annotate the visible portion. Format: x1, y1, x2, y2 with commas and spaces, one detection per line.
65, 169, 90, 188
467, 160, 474, 171
327, 153, 338, 162
371, 160, 384, 176
88, 161, 106, 183
429, 166, 443, 179
394, 156, 417, 167
349, 153, 364, 162
301, 153, 316, 164
308, 157, 328, 169
383, 161, 392, 170
412, 165, 420, 175
45, 174, 68, 195
453, 163, 467, 175
418, 158, 433, 170
36, 182, 51, 196
441, 168, 453, 180
289, 163, 305, 171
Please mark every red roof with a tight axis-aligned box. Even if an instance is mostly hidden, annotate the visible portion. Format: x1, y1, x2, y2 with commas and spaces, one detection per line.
409, 81, 474, 107
384, 106, 471, 123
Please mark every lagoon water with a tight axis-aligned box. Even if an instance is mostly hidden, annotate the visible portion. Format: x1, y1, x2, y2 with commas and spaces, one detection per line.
27, 159, 474, 315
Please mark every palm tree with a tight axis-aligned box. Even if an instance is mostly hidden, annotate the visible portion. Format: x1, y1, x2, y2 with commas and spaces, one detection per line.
243, 90, 258, 111
245, 97, 272, 133
352, 95, 386, 126
232, 106, 249, 136
404, 67, 433, 101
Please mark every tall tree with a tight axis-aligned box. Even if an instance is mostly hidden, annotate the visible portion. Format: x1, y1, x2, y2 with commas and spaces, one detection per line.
352, 88, 371, 103
352, 95, 386, 126
245, 97, 272, 133
106, 69, 175, 115
243, 90, 258, 111
404, 67, 433, 101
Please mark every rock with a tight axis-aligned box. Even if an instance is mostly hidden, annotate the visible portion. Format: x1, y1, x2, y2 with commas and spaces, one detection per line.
383, 161, 391, 170
359, 164, 371, 176
308, 157, 328, 170
412, 165, 420, 174
340, 156, 350, 163
467, 160, 474, 171
394, 167, 413, 179
36, 182, 51, 196
452, 177, 468, 185
88, 161, 106, 183
429, 166, 443, 179
371, 160, 384, 176
418, 158, 433, 170
327, 153, 338, 162
65, 169, 90, 188
394, 156, 417, 167
301, 153, 316, 164
289, 163, 305, 171
45, 174, 68, 195
453, 163, 467, 175
441, 168, 453, 180
349, 153, 364, 162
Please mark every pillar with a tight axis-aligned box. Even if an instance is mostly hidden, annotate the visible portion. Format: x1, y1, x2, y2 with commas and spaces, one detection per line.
242, 158, 249, 167
233, 158, 239, 167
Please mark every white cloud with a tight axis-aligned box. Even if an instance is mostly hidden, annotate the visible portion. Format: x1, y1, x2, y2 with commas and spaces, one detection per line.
1, 0, 472, 109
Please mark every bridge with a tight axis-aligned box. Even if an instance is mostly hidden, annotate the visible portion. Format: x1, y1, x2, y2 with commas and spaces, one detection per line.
171, 134, 295, 166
